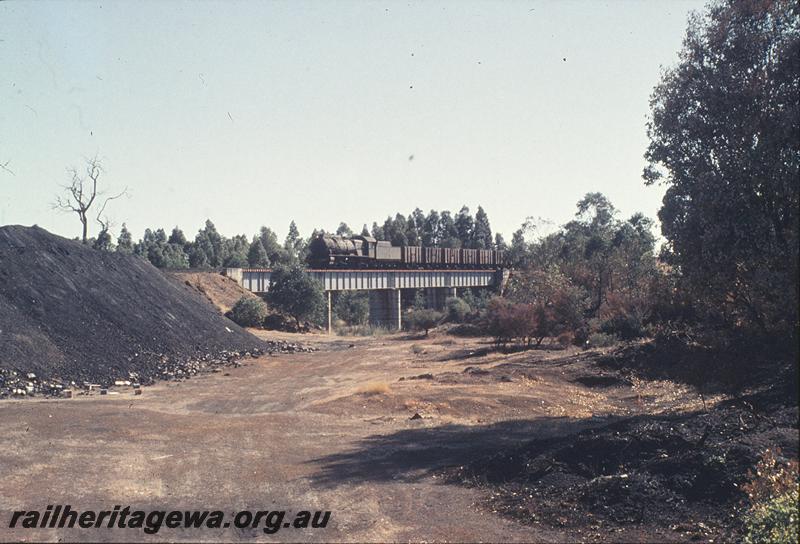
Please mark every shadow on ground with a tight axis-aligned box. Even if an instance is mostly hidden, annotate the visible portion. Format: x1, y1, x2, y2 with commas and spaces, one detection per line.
309, 396, 797, 540
308, 415, 611, 487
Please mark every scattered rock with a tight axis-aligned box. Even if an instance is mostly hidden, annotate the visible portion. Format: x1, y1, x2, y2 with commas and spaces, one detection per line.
574, 374, 631, 388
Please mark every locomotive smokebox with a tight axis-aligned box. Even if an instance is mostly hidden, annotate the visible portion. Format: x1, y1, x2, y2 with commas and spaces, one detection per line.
308, 234, 362, 267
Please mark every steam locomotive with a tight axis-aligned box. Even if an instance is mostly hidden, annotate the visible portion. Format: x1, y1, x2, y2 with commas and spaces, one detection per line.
307, 234, 505, 269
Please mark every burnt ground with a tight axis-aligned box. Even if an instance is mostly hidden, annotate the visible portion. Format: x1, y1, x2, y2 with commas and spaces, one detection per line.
2, 328, 795, 542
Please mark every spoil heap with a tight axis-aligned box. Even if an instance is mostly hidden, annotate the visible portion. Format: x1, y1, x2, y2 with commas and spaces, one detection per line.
0, 225, 268, 396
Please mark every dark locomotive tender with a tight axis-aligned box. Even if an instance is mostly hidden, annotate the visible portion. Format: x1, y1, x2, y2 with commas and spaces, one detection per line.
308, 234, 505, 269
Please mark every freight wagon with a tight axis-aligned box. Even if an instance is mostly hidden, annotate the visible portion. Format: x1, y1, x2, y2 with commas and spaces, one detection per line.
308, 234, 504, 269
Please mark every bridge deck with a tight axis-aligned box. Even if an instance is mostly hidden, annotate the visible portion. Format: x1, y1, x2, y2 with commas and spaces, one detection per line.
226, 267, 502, 293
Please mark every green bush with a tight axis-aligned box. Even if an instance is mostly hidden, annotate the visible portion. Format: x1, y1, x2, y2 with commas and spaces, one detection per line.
744, 489, 799, 544
461, 288, 491, 312
229, 296, 268, 327
445, 297, 471, 323
586, 332, 617, 348
334, 291, 369, 326
600, 314, 646, 340
406, 308, 443, 336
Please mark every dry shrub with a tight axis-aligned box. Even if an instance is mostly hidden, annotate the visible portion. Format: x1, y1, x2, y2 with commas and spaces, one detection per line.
598, 291, 648, 340
741, 448, 799, 544
742, 448, 799, 504
557, 331, 574, 347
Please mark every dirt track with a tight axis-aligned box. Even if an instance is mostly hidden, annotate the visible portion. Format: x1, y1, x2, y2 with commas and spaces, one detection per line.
0, 331, 720, 542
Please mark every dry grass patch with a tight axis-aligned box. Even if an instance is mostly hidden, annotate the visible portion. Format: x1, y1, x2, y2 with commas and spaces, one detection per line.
355, 381, 391, 395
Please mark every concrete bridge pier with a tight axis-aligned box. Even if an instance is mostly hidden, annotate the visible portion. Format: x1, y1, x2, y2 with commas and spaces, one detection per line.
326, 291, 332, 333
369, 289, 402, 330
424, 287, 457, 310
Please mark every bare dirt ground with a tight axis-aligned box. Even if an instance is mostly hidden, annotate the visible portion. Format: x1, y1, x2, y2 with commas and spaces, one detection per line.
0, 330, 771, 542
168, 270, 260, 314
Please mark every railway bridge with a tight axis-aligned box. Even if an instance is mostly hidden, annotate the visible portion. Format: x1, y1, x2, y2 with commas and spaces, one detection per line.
223, 267, 509, 332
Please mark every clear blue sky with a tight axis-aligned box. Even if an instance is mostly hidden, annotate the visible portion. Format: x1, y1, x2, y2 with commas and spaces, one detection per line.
0, 0, 706, 243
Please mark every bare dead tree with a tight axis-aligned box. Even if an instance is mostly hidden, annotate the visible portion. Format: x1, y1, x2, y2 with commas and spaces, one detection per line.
52, 156, 126, 244
95, 193, 117, 233
0, 159, 13, 176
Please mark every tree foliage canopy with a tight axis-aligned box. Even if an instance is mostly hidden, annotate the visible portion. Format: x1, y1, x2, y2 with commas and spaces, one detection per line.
266, 265, 325, 326
645, 0, 799, 334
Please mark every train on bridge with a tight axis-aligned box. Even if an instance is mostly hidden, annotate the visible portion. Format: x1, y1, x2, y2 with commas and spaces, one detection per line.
308, 234, 505, 269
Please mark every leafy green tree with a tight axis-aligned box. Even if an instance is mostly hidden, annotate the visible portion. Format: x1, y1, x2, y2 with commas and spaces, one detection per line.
461, 287, 491, 312
284, 220, 304, 262
392, 214, 409, 246
568, 192, 618, 312
438, 211, 460, 248
247, 237, 270, 267
133, 227, 188, 268
162, 242, 189, 269
508, 228, 529, 267
370, 221, 385, 240
380, 214, 408, 246
361, 224, 370, 237
411, 289, 427, 309
134, 227, 156, 259
154, 228, 168, 245
192, 220, 224, 267
406, 308, 443, 336
93, 228, 114, 251
336, 222, 353, 237
422, 210, 440, 246
188, 245, 210, 269
258, 226, 294, 265
494, 232, 508, 252
381, 216, 395, 243
168, 226, 187, 247
445, 297, 470, 322
473, 205, 493, 249
223, 253, 248, 267
406, 208, 424, 245
116, 223, 133, 254
334, 291, 369, 325
644, 0, 799, 335
223, 234, 249, 267
267, 265, 326, 327
455, 205, 474, 248
192, 229, 214, 268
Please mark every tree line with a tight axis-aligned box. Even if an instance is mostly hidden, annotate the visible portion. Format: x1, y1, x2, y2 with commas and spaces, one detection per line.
81, 203, 501, 271
353, 204, 500, 249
